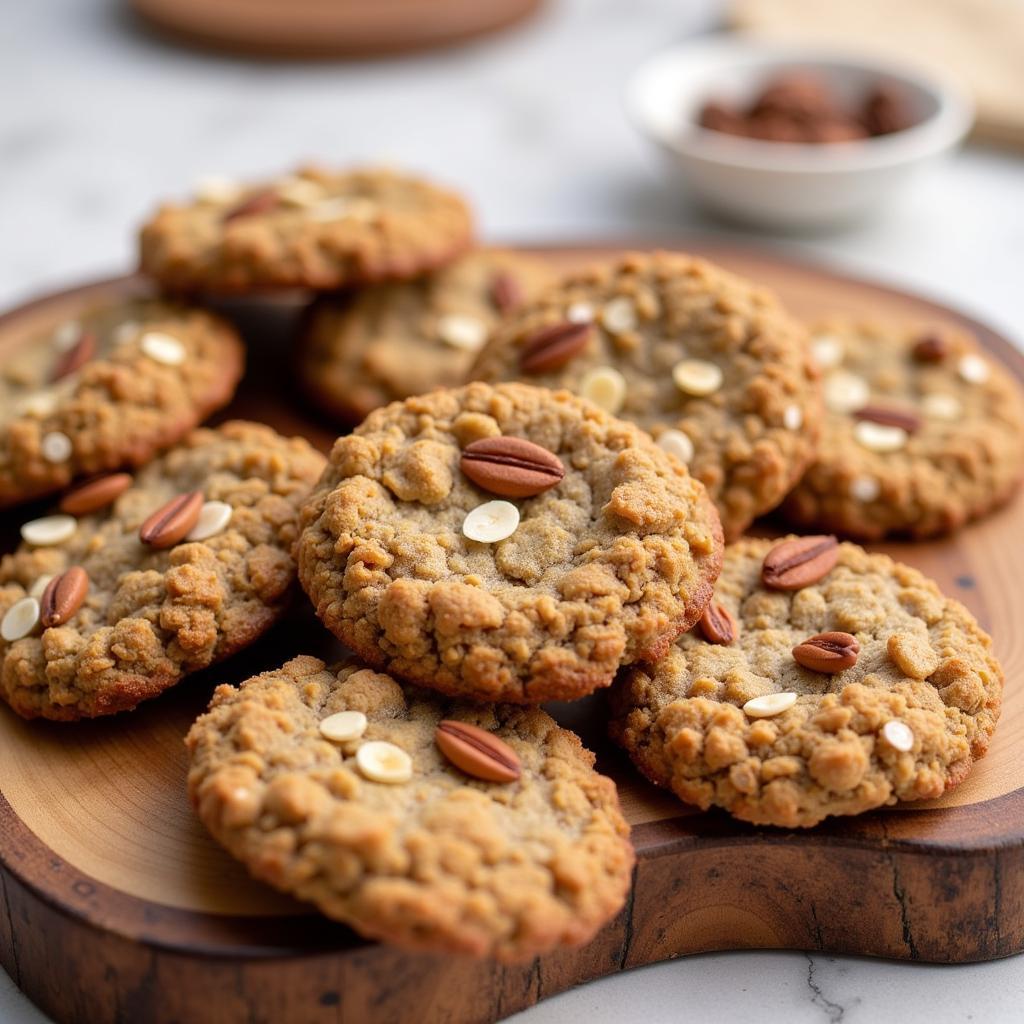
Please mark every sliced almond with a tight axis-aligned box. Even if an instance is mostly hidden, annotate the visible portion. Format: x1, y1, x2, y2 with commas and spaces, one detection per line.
811, 334, 844, 369
849, 475, 880, 502
565, 302, 594, 324
140, 332, 185, 366
958, 354, 990, 384
921, 393, 961, 420
186, 501, 233, 541
783, 404, 803, 430
882, 720, 914, 752
743, 692, 798, 718
600, 297, 637, 334
1, 598, 40, 643
853, 420, 908, 453
824, 371, 869, 413
41, 431, 73, 463
21, 515, 77, 546
462, 501, 520, 544
437, 314, 488, 352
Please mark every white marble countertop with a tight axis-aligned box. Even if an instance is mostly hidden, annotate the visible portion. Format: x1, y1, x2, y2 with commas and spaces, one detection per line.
2, 1, 1023, 1021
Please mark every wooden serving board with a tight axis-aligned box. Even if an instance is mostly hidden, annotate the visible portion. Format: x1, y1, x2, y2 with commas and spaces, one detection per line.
1, 243, 1023, 1024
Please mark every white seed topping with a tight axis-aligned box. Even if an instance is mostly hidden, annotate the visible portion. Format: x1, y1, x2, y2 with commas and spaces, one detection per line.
28, 574, 56, 600
194, 175, 243, 204
186, 501, 233, 541
113, 320, 141, 345
673, 359, 723, 397
958, 354, 990, 384
657, 429, 695, 465
17, 391, 59, 418
849, 475, 881, 502
320, 710, 368, 743
276, 177, 326, 207
52, 320, 82, 352
882, 720, 914, 752
824, 371, 869, 413
437, 314, 488, 352
854, 420, 908, 453
1, 598, 40, 643
743, 692, 798, 719
141, 332, 185, 366
811, 334, 844, 369
41, 431, 73, 463
783, 404, 803, 430
566, 302, 595, 324
309, 197, 377, 222
600, 297, 637, 335
21, 514, 77, 546
462, 500, 520, 544
579, 366, 627, 414
356, 740, 412, 783
921, 393, 962, 420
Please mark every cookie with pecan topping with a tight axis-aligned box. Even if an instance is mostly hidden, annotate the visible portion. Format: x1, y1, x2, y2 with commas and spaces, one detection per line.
296, 381, 723, 703
0, 421, 324, 719
186, 654, 634, 961
609, 536, 1003, 828
140, 165, 474, 293
470, 251, 822, 539
784, 318, 1024, 539
298, 249, 554, 423
0, 298, 243, 508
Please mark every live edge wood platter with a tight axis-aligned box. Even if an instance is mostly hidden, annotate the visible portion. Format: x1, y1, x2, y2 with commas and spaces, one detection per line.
1, 243, 1022, 1024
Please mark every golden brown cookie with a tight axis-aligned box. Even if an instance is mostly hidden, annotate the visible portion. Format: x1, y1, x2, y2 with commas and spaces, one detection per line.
186, 655, 635, 962
609, 536, 1003, 828
0, 422, 325, 720
784, 319, 1024, 539
299, 249, 555, 423
140, 166, 474, 293
296, 381, 723, 703
0, 299, 243, 508
471, 252, 822, 539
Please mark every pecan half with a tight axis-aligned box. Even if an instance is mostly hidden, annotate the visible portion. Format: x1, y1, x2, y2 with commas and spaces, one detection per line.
139, 491, 204, 549
762, 535, 839, 591
792, 631, 859, 673
460, 436, 564, 498
519, 322, 591, 374
40, 567, 89, 628
435, 720, 521, 783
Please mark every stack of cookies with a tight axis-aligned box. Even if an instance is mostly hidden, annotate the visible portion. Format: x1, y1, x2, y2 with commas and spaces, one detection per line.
1, 163, 1020, 965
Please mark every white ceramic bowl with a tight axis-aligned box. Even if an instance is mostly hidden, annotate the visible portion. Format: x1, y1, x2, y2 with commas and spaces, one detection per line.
627, 38, 973, 230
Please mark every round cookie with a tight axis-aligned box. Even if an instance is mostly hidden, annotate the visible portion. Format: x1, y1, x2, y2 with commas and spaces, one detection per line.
0, 421, 325, 720
296, 381, 724, 703
299, 249, 555, 423
0, 299, 244, 508
609, 536, 1003, 828
186, 654, 635, 961
784, 318, 1024, 539
140, 166, 474, 293
470, 252, 821, 540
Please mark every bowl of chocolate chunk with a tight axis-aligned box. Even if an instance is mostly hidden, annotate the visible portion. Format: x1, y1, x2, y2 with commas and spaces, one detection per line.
627, 38, 973, 229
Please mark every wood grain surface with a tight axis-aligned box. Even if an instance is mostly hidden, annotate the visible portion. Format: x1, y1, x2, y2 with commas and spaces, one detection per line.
1, 242, 1022, 1024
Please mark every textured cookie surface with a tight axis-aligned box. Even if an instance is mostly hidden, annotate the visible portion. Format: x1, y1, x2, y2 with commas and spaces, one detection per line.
471, 252, 821, 539
300, 249, 555, 423
186, 655, 634, 961
785, 319, 1024, 539
140, 166, 474, 292
0, 422, 325, 719
609, 536, 1003, 828
297, 381, 723, 703
0, 299, 243, 507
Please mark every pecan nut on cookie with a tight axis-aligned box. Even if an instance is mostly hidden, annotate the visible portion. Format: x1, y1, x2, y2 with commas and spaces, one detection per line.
610, 535, 1003, 828
0, 422, 325, 720
0, 299, 244, 508
296, 381, 724, 703
299, 249, 555, 423
186, 655, 635, 961
471, 252, 822, 540
140, 165, 475, 293
785, 318, 1024, 539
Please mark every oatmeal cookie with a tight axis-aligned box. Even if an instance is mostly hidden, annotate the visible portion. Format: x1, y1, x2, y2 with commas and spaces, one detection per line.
299, 249, 555, 423
610, 535, 1003, 828
784, 318, 1024, 539
0, 299, 243, 508
0, 421, 325, 720
186, 655, 635, 961
296, 381, 723, 703
140, 166, 474, 293
471, 252, 821, 539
